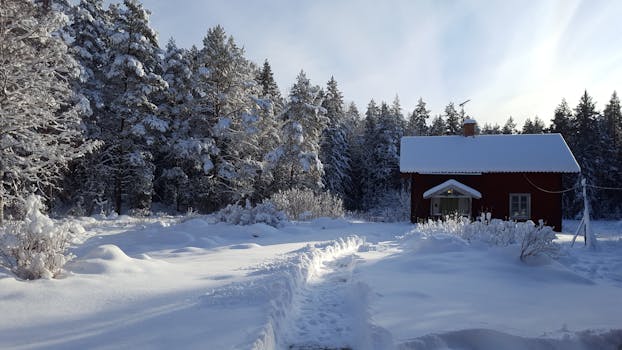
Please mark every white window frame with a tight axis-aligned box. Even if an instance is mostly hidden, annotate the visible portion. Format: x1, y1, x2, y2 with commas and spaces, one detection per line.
509, 193, 531, 220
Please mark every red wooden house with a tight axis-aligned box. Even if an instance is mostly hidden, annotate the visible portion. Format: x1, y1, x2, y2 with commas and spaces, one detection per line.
400, 120, 580, 231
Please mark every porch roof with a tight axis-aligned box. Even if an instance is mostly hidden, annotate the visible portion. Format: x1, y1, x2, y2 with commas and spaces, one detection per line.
423, 179, 482, 199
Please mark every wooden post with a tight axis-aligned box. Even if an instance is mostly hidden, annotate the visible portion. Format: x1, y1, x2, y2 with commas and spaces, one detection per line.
571, 178, 598, 250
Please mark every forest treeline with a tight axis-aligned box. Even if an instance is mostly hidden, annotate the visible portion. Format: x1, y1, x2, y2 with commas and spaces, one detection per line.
1, 0, 621, 221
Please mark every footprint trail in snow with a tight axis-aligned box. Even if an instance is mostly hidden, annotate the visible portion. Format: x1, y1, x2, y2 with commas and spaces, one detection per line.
285, 254, 368, 350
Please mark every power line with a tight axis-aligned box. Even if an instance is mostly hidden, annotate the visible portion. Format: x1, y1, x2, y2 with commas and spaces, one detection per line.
522, 174, 579, 194
586, 184, 622, 191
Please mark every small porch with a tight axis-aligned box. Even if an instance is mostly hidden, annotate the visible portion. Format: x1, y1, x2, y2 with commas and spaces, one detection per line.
423, 179, 482, 218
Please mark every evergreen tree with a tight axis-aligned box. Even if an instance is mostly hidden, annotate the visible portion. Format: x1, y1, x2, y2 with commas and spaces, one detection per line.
256, 59, 283, 113
0, 0, 90, 222
521, 116, 545, 134
549, 99, 573, 135
359, 100, 381, 208
407, 98, 430, 136
360, 98, 405, 208
501, 116, 517, 134
252, 61, 283, 201
429, 115, 447, 136
319, 77, 351, 200
570, 91, 602, 216
603, 91, 621, 147
444, 102, 461, 135
268, 71, 327, 191
153, 39, 198, 211
65, 0, 113, 214
193, 25, 262, 209
105, 0, 168, 213
481, 123, 501, 134
344, 103, 364, 210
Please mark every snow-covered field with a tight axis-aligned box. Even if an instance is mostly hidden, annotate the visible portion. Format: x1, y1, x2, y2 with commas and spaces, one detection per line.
1, 216, 621, 349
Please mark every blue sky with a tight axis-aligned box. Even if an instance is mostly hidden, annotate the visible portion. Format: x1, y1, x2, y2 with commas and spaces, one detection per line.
138, 0, 622, 126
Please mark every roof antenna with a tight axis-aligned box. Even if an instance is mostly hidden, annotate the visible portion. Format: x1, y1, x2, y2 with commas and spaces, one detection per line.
459, 99, 471, 119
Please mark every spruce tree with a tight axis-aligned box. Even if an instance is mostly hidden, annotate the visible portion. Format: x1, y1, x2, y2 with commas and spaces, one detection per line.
65, 0, 113, 214
344, 103, 364, 210
319, 77, 351, 200
153, 38, 198, 211
408, 98, 430, 136
105, 0, 168, 213
429, 115, 447, 136
193, 26, 261, 209
253, 60, 283, 200
444, 102, 461, 135
550, 99, 573, 135
521, 117, 545, 134
603, 91, 621, 147
269, 71, 327, 191
501, 116, 517, 134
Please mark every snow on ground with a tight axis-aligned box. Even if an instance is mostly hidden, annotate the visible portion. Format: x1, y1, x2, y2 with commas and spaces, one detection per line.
0, 217, 621, 349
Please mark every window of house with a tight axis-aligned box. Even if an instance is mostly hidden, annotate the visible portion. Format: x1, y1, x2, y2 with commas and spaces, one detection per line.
509, 193, 531, 220
430, 196, 472, 216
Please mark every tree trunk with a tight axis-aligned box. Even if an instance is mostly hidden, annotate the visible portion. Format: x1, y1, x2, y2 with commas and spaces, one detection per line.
114, 174, 122, 215
0, 170, 4, 225
0, 192, 4, 226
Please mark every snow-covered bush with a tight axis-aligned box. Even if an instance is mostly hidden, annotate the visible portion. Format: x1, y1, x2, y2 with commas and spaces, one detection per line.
213, 201, 286, 227
0, 195, 74, 279
417, 216, 558, 260
268, 188, 344, 220
519, 220, 559, 261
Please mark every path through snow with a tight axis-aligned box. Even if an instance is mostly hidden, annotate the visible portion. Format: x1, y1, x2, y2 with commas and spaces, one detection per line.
285, 253, 366, 349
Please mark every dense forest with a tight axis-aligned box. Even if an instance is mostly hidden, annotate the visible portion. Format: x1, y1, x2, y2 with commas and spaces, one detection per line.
1, 0, 621, 222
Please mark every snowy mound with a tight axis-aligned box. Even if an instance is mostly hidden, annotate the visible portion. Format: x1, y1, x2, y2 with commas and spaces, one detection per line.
310, 217, 351, 229
68, 244, 146, 275
409, 233, 469, 254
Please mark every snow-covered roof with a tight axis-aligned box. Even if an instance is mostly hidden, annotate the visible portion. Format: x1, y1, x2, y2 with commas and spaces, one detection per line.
400, 133, 581, 174
423, 179, 482, 199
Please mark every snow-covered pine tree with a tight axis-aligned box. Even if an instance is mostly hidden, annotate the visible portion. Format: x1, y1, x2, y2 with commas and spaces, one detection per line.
105, 0, 168, 213
0, 0, 90, 223
501, 116, 517, 134
253, 59, 283, 200
429, 115, 446, 136
407, 98, 430, 136
549, 98, 580, 217
376, 98, 405, 189
481, 123, 501, 134
358, 97, 406, 209
193, 25, 262, 209
343, 102, 364, 210
269, 71, 327, 192
521, 117, 545, 134
319, 77, 351, 200
153, 38, 200, 211
444, 102, 461, 135
359, 100, 381, 208
603, 91, 621, 148
256, 59, 283, 114
601, 91, 622, 216
570, 91, 602, 216
64, 0, 113, 214
591, 92, 620, 217
549, 99, 573, 135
